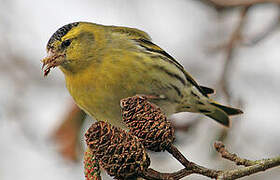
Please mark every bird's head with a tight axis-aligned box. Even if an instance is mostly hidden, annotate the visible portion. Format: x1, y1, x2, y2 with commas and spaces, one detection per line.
41, 22, 101, 76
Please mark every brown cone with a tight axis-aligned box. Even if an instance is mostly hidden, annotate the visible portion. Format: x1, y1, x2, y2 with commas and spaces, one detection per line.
85, 121, 150, 179
120, 95, 175, 152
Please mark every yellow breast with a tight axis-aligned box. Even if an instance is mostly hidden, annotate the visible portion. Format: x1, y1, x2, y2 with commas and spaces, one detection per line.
63, 51, 155, 128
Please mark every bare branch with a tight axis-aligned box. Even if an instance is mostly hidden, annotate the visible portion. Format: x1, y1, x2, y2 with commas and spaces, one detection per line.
167, 145, 221, 179
214, 141, 256, 166
141, 142, 280, 180
141, 168, 192, 180
217, 156, 280, 179
214, 141, 280, 180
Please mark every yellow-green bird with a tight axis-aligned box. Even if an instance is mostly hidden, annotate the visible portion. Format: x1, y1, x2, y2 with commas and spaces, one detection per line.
42, 22, 242, 128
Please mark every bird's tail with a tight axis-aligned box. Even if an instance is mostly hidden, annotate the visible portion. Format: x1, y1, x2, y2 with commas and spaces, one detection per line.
205, 100, 243, 127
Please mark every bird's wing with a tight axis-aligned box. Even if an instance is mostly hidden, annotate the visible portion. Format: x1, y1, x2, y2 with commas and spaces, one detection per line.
133, 38, 211, 97
109, 26, 213, 97
109, 26, 152, 41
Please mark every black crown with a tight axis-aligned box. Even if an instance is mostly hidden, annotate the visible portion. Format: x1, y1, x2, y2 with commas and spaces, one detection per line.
47, 22, 79, 50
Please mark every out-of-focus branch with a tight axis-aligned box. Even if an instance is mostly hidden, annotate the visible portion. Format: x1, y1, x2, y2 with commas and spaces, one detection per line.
244, 6, 280, 46
212, 7, 249, 144
220, 6, 250, 103
172, 116, 202, 132
209, 0, 280, 7
200, 0, 280, 48
196, 0, 280, 10
52, 103, 86, 161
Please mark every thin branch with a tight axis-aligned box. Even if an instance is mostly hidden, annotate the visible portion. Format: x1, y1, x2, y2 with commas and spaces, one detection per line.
140, 141, 280, 180
217, 156, 280, 180
214, 141, 280, 180
167, 145, 221, 179
214, 141, 256, 166
141, 168, 192, 180
167, 144, 191, 167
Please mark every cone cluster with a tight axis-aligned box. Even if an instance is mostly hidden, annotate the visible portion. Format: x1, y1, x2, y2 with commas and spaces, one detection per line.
85, 121, 150, 179
121, 95, 175, 152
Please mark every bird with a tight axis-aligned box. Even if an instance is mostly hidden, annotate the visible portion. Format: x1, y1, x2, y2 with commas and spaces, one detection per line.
41, 22, 242, 128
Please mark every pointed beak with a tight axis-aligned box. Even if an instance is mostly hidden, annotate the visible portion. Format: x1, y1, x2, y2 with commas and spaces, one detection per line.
41, 50, 65, 76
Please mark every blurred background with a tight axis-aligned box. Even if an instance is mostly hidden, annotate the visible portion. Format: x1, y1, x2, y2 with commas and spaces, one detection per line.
0, 0, 280, 179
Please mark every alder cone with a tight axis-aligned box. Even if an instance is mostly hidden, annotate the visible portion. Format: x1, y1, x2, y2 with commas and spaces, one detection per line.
85, 121, 150, 179
121, 95, 175, 152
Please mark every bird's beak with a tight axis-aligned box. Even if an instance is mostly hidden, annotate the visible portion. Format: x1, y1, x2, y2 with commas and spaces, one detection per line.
41, 50, 65, 76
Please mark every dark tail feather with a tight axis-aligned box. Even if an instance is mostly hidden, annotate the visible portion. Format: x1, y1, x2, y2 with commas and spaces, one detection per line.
205, 109, 230, 127
203, 100, 243, 127
210, 102, 243, 116
199, 86, 215, 95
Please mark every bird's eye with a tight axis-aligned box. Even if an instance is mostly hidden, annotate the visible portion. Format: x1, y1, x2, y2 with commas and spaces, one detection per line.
61, 39, 71, 48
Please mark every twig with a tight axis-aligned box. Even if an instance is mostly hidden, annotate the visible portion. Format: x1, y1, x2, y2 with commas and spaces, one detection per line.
167, 144, 221, 178
217, 156, 280, 180
167, 144, 192, 167
140, 141, 280, 180
141, 168, 192, 180
214, 141, 280, 180
214, 141, 255, 166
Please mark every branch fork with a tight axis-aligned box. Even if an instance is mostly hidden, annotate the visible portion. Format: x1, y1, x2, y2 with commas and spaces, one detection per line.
84, 96, 280, 180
